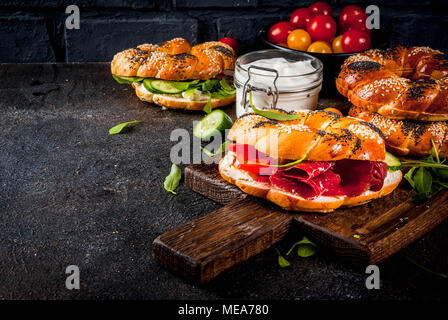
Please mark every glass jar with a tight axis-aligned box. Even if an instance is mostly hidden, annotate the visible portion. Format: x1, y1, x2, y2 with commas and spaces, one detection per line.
234, 49, 323, 117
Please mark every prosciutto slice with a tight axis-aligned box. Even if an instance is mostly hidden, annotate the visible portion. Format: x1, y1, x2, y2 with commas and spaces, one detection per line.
369, 162, 388, 191
332, 159, 388, 197
266, 159, 389, 199
270, 170, 342, 200
229, 143, 389, 199
279, 161, 334, 180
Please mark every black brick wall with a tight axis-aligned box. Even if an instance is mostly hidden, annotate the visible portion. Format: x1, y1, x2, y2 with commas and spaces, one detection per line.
0, 0, 447, 62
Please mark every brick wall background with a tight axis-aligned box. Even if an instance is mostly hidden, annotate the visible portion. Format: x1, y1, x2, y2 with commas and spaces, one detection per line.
0, 0, 447, 63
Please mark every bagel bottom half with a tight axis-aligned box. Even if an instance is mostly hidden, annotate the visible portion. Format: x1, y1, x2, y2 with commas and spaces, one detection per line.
132, 82, 235, 111
218, 152, 402, 213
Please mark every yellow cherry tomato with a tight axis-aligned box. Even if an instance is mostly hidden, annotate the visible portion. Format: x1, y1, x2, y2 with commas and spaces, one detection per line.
287, 29, 312, 51
332, 35, 344, 53
307, 41, 332, 53
278, 43, 288, 48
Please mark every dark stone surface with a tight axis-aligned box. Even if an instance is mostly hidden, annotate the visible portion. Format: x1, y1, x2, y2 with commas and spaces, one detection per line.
174, 0, 258, 8
0, 17, 55, 63
64, 17, 199, 62
0, 0, 448, 62
388, 15, 448, 51
0, 63, 447, 300
0, 0, 156, 8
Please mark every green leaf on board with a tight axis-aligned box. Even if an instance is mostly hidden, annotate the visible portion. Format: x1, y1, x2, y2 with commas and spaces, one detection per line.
249, 92, 300, 121
109, 120, 143, 135
164, 164, 182, 195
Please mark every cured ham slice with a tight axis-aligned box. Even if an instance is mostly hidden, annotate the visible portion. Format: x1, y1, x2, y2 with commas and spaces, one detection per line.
279, 161, 334, 180
332, 159, 388, 197
369, 162, 389, 191
270, 170, 342, 200
228, 143, 389, 199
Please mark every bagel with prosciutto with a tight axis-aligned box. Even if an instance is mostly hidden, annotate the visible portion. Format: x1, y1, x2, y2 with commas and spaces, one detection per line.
111, 38, 237, 111
219, 110, 402, 213
336, 46, 448, 121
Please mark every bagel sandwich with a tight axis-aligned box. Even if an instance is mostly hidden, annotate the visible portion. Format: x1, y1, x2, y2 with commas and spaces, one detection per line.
111, 38, 237, 111
219, 110, 403, 213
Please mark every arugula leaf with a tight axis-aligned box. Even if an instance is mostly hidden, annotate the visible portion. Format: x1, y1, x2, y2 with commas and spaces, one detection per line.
406, 256, 448, 279
402, 143, 448, 202
404, 167, 417, 188
203, 94, 212, 114
109, 120, 143, 135
201, 141, 229, 157
164, 164, 181, 195
200, 146, 214, 157
431, 140, 440, 164
286, 236, 317, 258
201, 79, 220, 92
275, 248, 291, 268
413, 167, 432, 195
435, 180, 448, 188
272, 156, 306, 168
249, 92, 300, 121
219, 77, 236, 94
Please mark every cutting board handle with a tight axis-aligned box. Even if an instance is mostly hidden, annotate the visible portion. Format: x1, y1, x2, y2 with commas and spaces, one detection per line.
152, 198, 292, 283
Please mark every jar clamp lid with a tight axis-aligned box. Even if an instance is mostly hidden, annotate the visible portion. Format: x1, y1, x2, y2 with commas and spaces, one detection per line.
241, 65, 280, 110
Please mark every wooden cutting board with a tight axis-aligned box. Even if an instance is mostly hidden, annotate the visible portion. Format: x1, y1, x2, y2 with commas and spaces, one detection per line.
152, 158, 448, 283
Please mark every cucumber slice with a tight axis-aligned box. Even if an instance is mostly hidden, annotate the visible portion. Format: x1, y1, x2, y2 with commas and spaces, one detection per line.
150, 80, 184, 94
385, 151, 402, 171
143, 79, 159, 93
193, 110, 233, 139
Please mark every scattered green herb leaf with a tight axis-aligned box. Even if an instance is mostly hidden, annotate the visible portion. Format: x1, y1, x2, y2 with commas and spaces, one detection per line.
164, 164, 181, 195
406, 256, 448, 279
353, 234, 361, 239
276, 248, 291, 268
286, 236, 317, 258
249, 92, 300, 121
109, 120, 143, 135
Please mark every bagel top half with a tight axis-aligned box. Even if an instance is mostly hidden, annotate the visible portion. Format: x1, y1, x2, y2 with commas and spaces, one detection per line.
227, 110, 386, 163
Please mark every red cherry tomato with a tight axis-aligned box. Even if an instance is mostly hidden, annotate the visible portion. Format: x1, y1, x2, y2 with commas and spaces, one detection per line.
340, 21, 370, 36
339, 5, 367, 27
290, 7, 315, 29
268, 21, 294, 44
306, 14, 337, 43
218, 37, 239, 53
309, 1, 333, 16
341, 29, 371, 53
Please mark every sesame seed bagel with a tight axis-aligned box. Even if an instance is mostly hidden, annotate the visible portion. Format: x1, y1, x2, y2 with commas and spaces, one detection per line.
111, 38, 236, 81
227, 110, 386, 162
349, 106, 448, 157
336, 46, 448, 121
